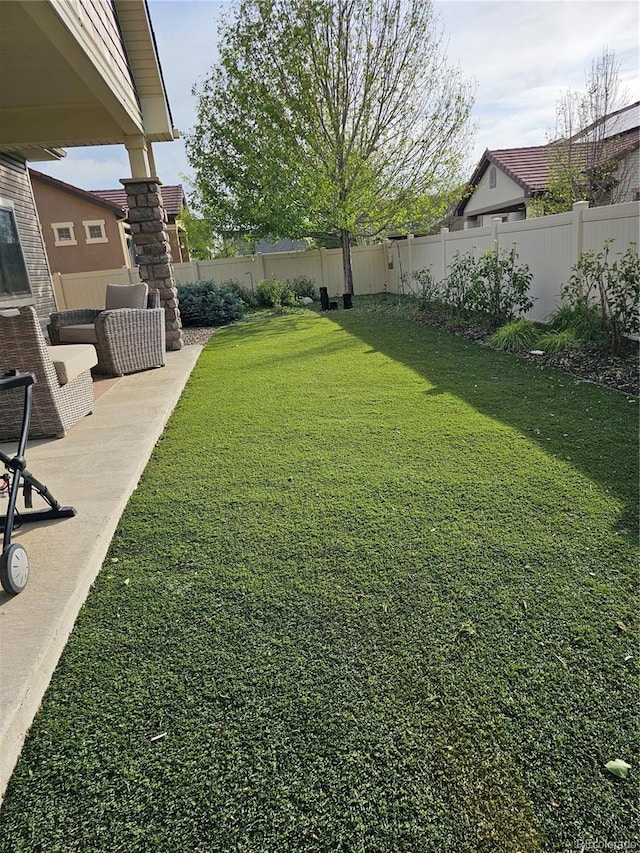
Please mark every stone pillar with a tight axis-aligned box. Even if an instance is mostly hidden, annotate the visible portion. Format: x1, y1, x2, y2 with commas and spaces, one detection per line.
120, 177, 182, 351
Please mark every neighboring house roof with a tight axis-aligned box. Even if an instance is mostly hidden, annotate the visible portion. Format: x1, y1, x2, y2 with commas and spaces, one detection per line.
471, 146, 552, 199
570, 100, 640, 142
29, 168, 127, 219
92, 185, 187, 218
457, 101, 640, 217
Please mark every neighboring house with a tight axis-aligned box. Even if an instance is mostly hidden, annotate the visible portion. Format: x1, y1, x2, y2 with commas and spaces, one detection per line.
30, 169, 133, 275
0, 0, 177, 323
456, 101, 639, 229
92, 184, 190, 263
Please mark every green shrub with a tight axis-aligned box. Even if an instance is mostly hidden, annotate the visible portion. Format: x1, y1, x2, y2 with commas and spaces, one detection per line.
256, 278, 296, 308
287, 275, 317, 300
443, 248, 534, 323
443, 251, 478, 314
223, 278, 259, 307
488, 319, 540, 351
401, 268, 443, 307
557, 240, 640, 353
177, 280, 245, 327
537, 328, 581, 356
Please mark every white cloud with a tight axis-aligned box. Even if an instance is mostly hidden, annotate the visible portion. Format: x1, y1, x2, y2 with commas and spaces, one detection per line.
435, 0, 640, 163
33, 149, 131, 190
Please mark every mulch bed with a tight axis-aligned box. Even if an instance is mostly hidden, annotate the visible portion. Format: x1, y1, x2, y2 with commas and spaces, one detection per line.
416, 309, 639, 398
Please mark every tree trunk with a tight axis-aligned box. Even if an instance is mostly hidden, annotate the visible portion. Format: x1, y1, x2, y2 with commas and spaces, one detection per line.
341, 228, 354, 295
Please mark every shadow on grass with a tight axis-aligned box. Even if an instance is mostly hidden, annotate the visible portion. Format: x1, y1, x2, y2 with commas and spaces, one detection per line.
327, 306, 639, 539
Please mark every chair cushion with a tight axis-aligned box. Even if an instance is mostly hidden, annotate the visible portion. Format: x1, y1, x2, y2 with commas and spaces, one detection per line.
105, 282, 149, 310
49, 344, 98, 385
59, 324, 98, 344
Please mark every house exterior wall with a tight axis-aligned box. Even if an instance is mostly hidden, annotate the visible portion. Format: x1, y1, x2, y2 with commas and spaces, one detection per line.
0, 154, 56, 321
74, 0, 133, 92
31, 177, 130, 275
463, 166, 525, 218
618, 148, 639, 202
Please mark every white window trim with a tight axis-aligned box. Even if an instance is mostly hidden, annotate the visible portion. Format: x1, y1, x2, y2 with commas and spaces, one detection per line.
83, 219, 108, 244
52, 222, 77, 247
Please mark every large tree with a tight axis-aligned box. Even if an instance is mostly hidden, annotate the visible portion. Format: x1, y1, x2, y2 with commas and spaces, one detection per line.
187, 0, 474, 294
545, 47, 633, 213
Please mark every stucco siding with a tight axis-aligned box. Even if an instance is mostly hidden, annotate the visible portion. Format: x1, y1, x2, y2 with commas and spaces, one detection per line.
31, 177, 129, 275
0, 154, 56, 320
464, 166, 525, 216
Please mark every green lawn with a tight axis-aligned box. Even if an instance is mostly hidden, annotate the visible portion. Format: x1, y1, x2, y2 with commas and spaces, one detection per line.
1, 303, 638, 852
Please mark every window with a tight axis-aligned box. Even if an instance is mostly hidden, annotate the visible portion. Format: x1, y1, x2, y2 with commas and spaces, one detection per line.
0, 198, 33, 308
83, 219, 108, 244
489, 167, 497, 189
52, 222, 77, 246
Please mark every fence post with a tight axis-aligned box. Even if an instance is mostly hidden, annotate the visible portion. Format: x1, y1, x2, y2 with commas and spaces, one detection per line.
51, 272, 65, 310
188, 259, 199, 281
572, 201, 589, 265
383, 240, 391, 291
492, 217, 502, 252
407, 233, 414, 289
440, 227, 449, 284
255, 253, 266, 282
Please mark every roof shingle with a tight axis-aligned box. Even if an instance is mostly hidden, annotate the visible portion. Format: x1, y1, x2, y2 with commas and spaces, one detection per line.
486, 146, 551, 194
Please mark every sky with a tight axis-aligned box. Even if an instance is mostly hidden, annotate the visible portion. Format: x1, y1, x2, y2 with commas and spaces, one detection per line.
34, 0, 640, 196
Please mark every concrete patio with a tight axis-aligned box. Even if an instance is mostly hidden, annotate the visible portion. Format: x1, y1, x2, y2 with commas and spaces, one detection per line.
0, 344, 202, 801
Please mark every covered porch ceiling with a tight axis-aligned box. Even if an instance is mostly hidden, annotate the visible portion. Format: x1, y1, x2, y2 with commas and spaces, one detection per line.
0, 0, 177, 163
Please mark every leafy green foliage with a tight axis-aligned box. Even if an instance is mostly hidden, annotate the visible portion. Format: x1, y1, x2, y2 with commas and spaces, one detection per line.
177, 280, 245, 326
488, 319, 540, 351
288, 275, 317, 300
256, 278, 296, 308
400, 267, 443, 307
186, 0, 475, 293
175, 207, 217, 260
548, 304, 605, 344
444, 248, 534, 322
254, 275, 317, 308
556, 240, 640, 353
218, 277, 260, 308
440, 250, 477, 313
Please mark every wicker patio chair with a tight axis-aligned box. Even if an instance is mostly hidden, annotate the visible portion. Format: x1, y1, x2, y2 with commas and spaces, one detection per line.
0, 306, 97, 440
47, 283, 166, 377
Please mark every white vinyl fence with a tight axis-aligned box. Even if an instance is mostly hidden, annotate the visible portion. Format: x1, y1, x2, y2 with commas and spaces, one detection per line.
51, 200, 639, 322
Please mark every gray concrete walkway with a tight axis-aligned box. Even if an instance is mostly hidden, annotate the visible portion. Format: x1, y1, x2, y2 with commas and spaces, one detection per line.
0, 345, 202, 801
